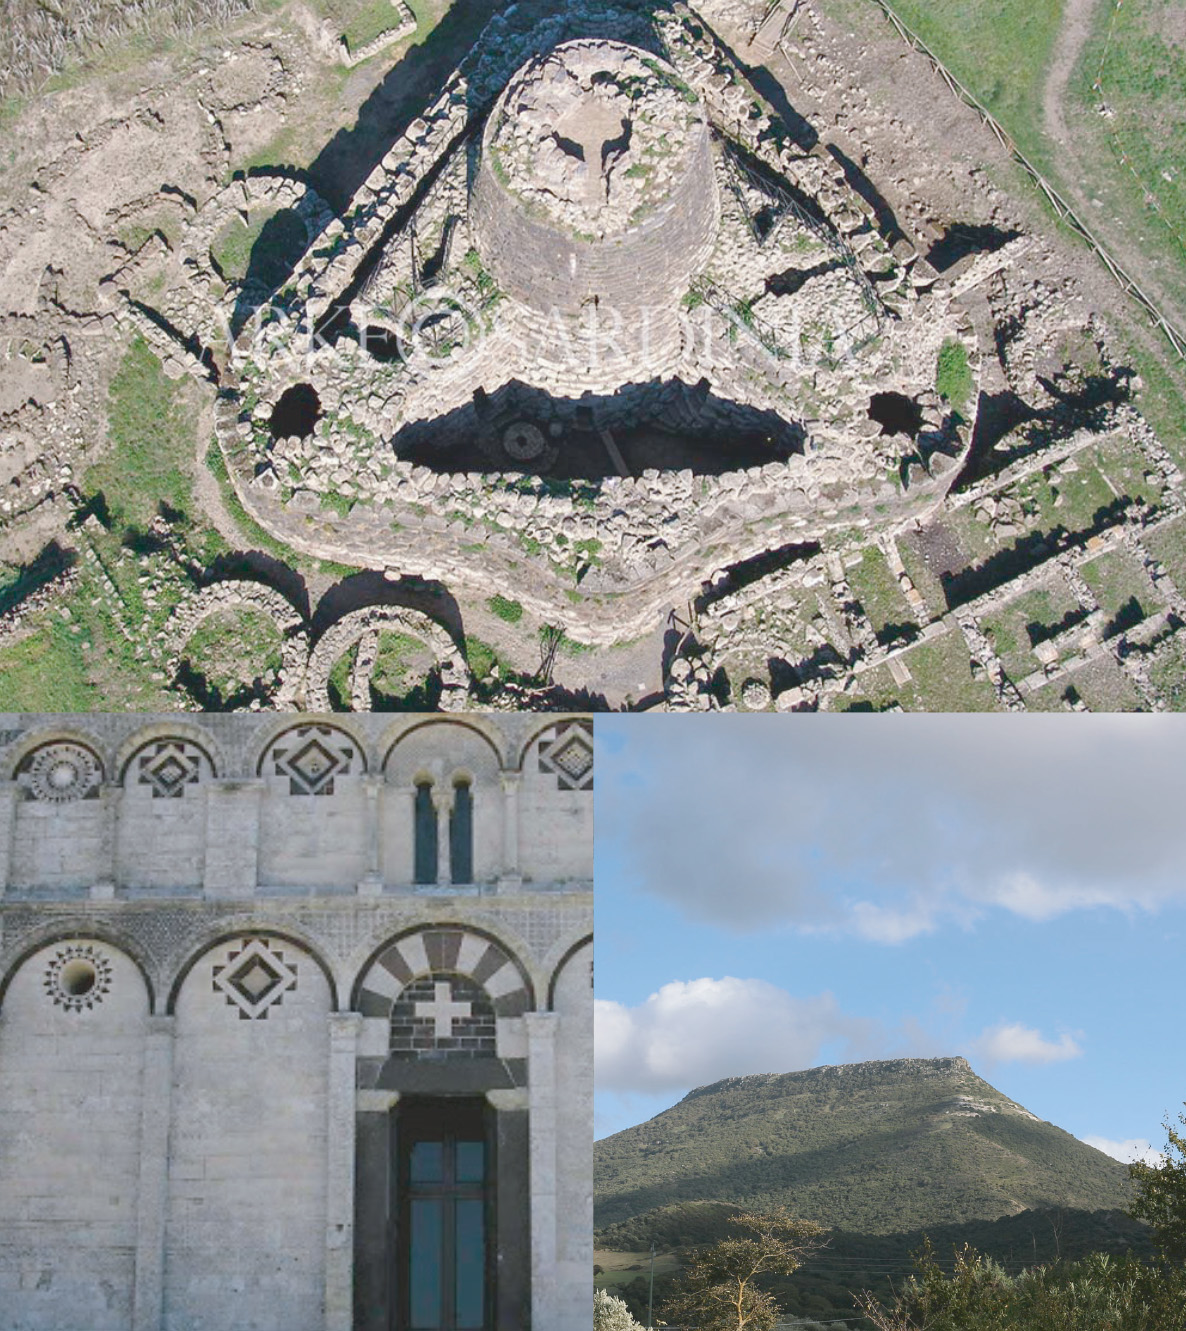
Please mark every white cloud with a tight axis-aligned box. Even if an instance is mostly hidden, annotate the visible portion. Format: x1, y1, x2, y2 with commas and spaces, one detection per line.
597, 716, 1186, 937
1081, 1136, 1165, 1166
595, 975, 880, 1094
969, 1021, 1082, 1066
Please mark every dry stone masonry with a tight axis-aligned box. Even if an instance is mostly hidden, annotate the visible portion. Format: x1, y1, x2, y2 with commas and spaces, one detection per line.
0, 713, 593, 1330
1, 0, 1184, 710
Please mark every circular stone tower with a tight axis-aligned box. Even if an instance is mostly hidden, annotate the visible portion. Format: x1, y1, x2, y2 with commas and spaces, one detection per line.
472, 39, 718, 326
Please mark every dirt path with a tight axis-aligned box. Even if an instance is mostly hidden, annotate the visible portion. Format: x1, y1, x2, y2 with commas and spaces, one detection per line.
1040, 0, 1186, 336
1043, 0, 1100, 151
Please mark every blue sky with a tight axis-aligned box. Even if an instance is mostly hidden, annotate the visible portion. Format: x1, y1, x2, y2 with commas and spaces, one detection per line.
594, 715, 1184, 1168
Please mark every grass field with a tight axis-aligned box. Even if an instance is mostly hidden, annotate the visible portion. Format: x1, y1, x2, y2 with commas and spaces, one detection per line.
1071, 0, 1186, 315
856, 0, 1065, 169
0, 0, 259, 101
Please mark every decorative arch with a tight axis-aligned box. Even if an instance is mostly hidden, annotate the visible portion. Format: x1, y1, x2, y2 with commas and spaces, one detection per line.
117, 725, 220, 797
352, 923, 534, 1017
380, 716, 507, 773
0, 926, 156, 1013
7, 731, 107, 803
253, 718, 368, 795
546, 932, 594, 1011
166, 927, 339, 1016
4, 726, 106, 781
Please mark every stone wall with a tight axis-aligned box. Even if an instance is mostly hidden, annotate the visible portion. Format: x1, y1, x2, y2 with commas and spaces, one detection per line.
164, 937, 331, 1331
0, 715, 594, 897
0, 714, 593, 1331
0, 941, 149, 1330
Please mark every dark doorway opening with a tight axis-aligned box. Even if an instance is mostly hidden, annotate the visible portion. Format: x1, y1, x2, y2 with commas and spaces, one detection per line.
269, 383, 322, 441
868, 391, 923, 439
395, 1097, 494, 1331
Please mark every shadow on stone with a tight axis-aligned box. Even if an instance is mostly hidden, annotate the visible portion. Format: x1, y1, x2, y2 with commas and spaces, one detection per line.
394, 377, 805, 480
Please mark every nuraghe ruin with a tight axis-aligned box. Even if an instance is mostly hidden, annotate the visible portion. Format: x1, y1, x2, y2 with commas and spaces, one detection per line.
2, 0, 1184, 711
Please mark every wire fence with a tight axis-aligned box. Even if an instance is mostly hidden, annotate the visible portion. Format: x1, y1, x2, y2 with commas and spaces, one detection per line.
806, 0, 1186, 359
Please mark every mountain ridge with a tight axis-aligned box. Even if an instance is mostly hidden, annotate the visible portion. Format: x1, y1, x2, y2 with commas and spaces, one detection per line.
595, 1056, 1132, 1235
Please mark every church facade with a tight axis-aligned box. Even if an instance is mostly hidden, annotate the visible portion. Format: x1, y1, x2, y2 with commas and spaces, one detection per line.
0, 713, 593, 1331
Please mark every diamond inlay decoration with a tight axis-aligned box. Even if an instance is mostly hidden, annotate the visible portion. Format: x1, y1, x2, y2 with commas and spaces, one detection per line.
538, 719, 593, 790
213, 938, 298, 1020
268, 724, 357, 796
21, 741, 103, 803
135, 739, 210, 798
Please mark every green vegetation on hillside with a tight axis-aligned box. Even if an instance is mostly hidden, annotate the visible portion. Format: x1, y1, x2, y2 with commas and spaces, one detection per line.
598, 1204, 1154, 1329
859, 1117, 1186, 1329
595, 1060, 1132, 1235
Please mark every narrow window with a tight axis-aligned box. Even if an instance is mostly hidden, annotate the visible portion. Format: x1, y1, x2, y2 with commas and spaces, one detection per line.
414, 781, 437, 885
449, 780, 473, 885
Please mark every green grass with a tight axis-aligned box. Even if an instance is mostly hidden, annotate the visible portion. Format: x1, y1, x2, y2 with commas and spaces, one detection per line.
343, 0, 409, 50
89, 335, 199, 534
845, 546, 918, 644
1109, 330, 1186, 473
1065, 655, 1147, 712
0, 616, 99, 710
936, 338, 973, 414
1080, 548, 1163, 631
181, 606, 283, 694
211, 208, 308, 288
903, 628, 1002, 710
980, 581, 1085, 680
860, 0, 1064, 170
1071, 0, 1186, 310
487, 593, 523, 624
369, 629, 440, 709
540, 624, 594, 657
327, 639, 358, 710
1149, 635, 1186, 710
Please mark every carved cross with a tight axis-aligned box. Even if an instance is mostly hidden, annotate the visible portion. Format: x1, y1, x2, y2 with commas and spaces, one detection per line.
415, 980, 472, 1039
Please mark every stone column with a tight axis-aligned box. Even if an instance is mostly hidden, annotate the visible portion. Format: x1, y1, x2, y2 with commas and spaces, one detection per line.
499, 772, 522, 889
92, 786, 121, 899
132, 1014, 175, 1331
389, 785, 415, 887
434, 783, 454, 888
357, 777, 383, 896
525, 1012, 559, 1331
203, 780, 263, 897
0, 782, 18, 897
487, 1088, 531, 1330
326, 1012, 362, 1331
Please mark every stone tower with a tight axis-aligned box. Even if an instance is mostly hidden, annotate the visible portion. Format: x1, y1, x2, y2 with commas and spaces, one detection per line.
471, 39, 719, 361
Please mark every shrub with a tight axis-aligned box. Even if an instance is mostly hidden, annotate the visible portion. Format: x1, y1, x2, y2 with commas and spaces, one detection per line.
487, 593, 524, 624
936, 338, 974, 414
594, 1288, 644, 1331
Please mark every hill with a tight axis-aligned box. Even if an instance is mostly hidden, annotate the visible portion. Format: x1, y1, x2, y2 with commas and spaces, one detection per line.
594, 1057, 1133, 1235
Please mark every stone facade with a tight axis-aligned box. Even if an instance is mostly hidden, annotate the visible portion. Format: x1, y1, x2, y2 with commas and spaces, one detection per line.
0, 714, 593, 1331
